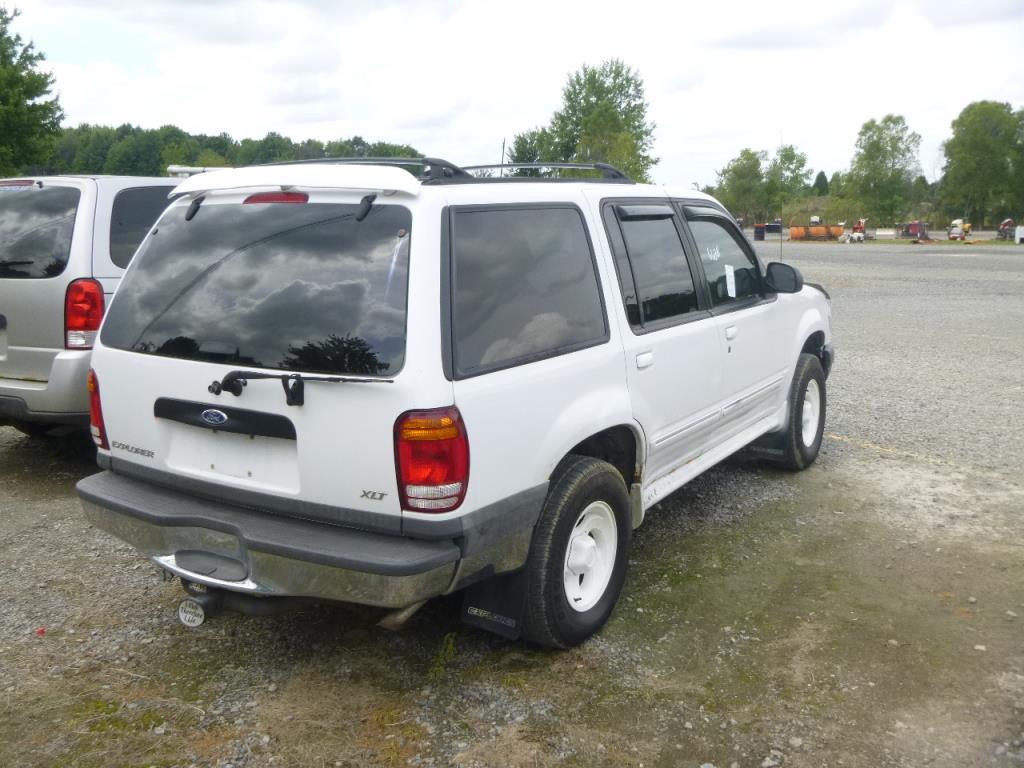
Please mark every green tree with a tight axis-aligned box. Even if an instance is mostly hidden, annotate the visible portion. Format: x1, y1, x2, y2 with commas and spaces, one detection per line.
509, 59, 657, 181
812, 170, 829, 196
0, 7, 62, 174
940, 101, 1019, 226
764, 144, 811, 215
505, 127, 555, 175
714, 148, 768, 221
846, 114, 921, 224
194, 148, 229, 167
104, 129, 163, 175
829, 171, 845, 197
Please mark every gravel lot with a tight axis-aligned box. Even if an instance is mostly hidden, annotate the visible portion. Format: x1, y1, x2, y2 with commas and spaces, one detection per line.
2, 240, 1023, 767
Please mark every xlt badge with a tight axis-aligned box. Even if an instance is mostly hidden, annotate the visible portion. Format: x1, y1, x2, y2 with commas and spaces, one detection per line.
360, 490, 387, 501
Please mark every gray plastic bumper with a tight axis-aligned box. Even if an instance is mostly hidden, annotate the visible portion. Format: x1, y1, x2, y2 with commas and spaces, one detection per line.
77, 471, 467, 608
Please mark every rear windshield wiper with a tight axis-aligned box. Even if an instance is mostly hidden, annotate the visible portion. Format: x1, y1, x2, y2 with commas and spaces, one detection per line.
208, 369, 393, 406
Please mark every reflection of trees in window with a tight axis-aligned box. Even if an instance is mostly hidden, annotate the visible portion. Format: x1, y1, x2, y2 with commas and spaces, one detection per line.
641, 291, 697, 322
0, 262, 30, 278
147, 335, 263, 366
43, 258, 65, 277
153, 336, 201, 358
280, 334, 389, 376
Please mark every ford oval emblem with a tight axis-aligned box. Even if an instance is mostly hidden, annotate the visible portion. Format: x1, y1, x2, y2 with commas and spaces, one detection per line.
201, 409, 228, 426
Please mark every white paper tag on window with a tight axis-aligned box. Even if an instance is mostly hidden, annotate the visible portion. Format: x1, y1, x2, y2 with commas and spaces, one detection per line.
725, 264, 736, 298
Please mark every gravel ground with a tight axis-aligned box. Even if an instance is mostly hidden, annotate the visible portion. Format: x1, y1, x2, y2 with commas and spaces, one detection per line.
2, 240, 1023, 767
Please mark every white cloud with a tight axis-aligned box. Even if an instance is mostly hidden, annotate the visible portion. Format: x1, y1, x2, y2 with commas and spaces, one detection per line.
13, 0, 1024, 184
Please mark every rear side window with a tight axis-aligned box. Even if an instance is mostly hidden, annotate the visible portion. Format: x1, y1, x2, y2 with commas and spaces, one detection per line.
687, 217, 762, 306
109, 186, 173, 268
0, 185, 80, 279
102, 200, 411, 377
451, 206, 607, 377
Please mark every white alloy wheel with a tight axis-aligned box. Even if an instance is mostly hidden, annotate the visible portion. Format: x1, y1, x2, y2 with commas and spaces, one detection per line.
801, 379, 821, 447
563, 500, 618, 613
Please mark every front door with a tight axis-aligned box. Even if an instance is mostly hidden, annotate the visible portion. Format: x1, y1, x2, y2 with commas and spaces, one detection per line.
682, 209, 789, 441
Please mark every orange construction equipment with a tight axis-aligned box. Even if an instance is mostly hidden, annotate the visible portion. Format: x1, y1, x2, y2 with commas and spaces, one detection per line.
789, 223, 845, 241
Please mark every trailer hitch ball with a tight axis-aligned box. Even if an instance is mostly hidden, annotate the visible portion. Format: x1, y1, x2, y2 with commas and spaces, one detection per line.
177, 591, 222, 627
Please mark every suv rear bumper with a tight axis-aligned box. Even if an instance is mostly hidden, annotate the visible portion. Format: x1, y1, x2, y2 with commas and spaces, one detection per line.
77, 470, 542, 609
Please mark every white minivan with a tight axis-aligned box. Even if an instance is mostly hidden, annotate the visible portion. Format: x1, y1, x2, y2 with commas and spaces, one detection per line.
76, 159, 832, 647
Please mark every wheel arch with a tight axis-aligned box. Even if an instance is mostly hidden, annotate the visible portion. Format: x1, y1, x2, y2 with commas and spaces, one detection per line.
561, 424, 644, 489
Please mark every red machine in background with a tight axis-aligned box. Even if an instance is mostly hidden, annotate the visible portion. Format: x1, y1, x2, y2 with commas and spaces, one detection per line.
897, 220, 930, 240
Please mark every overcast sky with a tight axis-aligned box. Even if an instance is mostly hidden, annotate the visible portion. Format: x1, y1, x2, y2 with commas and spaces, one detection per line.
13, 0, 1024, 186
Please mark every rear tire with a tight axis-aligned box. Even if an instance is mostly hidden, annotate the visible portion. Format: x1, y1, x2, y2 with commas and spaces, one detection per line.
777, 353, 826, 471
521, 456, 631, 649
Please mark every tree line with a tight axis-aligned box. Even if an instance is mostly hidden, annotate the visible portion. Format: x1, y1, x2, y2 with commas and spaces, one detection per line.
2, 6, 1021, 227
714, 105, 1024, 228
41, 124, 419, 177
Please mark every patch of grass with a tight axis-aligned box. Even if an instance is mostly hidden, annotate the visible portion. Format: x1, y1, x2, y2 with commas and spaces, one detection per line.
428, 631, 458, 679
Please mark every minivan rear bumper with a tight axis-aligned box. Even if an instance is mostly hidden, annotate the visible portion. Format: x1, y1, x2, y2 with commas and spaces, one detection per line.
77, 470, 539, 609
0, 350, 92, 426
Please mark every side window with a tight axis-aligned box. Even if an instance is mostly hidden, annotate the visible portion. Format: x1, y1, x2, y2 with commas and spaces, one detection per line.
451, 206, 607, 377
607, 204, 700, 328
109, 186, 173, 268
687, 217, 762, 307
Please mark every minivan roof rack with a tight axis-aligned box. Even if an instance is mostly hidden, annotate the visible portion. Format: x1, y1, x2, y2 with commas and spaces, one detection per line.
461, 162, 633, 182
262, 156, 473, 180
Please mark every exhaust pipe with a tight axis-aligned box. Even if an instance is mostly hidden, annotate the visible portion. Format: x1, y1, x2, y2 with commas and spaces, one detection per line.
377, 600, 427, 631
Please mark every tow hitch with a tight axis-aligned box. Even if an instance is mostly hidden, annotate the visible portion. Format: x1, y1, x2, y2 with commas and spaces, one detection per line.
178, 581, 221, 627
178, 592, 221, 627
171, 578, 317, 626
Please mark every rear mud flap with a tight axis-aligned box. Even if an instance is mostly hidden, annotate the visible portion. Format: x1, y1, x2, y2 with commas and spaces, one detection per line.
460, 567, 529, 640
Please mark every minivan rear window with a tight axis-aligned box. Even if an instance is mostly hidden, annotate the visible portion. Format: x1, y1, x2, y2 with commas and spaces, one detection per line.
101, 200, 411, 377
0, 185, 80, 279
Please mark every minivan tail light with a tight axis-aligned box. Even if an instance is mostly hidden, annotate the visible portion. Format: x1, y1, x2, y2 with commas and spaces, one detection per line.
394, 407, 469, 513
243, 192, 308, 204
65, 279, 105, 349
87, 369, 109, 449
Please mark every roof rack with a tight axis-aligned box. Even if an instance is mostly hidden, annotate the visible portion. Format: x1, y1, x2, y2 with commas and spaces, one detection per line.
261, 156, 472, 180
461, 162, 632, 182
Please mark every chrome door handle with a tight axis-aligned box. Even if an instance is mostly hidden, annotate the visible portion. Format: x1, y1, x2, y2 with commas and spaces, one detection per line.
636, 351, 654, 369
724, 325, 738, 341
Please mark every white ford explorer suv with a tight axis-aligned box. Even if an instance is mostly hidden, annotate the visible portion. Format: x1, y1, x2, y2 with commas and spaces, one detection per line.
76, 159, 833, 647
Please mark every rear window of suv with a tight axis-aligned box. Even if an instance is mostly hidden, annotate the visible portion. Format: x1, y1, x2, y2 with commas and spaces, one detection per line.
101, 199, 411, 377
0, 184, 80, 279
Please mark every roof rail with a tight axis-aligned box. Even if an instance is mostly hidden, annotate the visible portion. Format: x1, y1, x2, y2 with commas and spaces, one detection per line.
261, 156, 472, 180
461, 162, 633, 182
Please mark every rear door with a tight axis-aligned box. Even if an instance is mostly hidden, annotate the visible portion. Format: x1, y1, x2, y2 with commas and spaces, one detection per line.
0, 178, 95, 383
594, 195, 724, 490
94, 189, 441, 530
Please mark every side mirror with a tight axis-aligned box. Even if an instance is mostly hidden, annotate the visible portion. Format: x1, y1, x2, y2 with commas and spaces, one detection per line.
766, 262, 804, 293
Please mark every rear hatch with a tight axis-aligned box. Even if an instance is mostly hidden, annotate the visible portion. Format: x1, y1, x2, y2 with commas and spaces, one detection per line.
0, 179, 90, 382
95, 188, 438, 530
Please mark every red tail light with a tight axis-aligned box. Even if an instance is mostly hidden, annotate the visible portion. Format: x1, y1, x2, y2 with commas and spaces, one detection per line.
65, 279, 105, 349
243, 192, 308, 204
394, 407, 469, 512
87, 369, 109, 449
